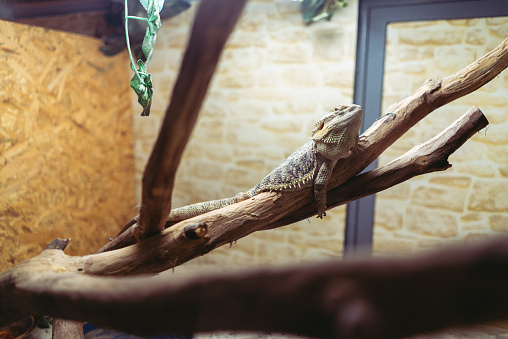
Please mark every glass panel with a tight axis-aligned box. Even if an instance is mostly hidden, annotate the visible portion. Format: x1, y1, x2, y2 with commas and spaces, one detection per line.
373, 17, 508, 256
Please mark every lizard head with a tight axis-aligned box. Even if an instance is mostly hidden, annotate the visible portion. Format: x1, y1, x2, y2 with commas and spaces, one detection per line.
310, 104, 363, 143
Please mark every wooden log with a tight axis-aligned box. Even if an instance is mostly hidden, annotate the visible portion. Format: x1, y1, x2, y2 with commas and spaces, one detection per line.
2, 236, 508, 338
87, 105, 489, 275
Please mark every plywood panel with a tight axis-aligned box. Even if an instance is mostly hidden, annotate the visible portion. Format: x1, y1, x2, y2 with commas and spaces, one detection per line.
0, 19, 135, 271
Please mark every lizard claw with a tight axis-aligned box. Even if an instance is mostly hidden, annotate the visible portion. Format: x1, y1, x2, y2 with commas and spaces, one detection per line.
316, 210, 326, 219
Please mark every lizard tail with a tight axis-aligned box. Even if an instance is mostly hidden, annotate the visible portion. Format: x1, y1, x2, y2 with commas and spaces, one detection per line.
167, 196, 239, 222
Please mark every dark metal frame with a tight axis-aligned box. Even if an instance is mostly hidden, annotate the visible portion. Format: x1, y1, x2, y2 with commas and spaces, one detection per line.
344, 0, 508, 256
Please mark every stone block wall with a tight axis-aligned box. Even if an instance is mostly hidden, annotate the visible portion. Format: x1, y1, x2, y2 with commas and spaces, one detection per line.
132, 0, 359, 267
375, 18, 508, 255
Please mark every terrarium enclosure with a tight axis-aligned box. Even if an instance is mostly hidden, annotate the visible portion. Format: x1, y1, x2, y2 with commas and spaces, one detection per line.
1, 0, 508, 337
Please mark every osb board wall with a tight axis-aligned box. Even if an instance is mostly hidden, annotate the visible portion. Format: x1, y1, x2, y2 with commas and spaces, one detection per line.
16, 11, 111, 38
374, 18, 508, 255
0, 19, 135, 272
132, 0, 358, 267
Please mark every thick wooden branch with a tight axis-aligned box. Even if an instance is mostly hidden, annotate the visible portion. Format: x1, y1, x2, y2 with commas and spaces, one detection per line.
2, 236, 508, 339
107, 38, 507, 258
138, 38, 507, 263
84, 105, 488, 275
159, 37, 507, 237
136, 0, 247, 240
269, 106, 489, 228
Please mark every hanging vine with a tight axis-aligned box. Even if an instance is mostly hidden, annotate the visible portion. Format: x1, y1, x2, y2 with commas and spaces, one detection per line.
300, 0, 348, 24
125, 0, 164, 116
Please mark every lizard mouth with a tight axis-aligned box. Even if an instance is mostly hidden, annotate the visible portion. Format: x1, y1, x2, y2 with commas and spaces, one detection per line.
310, 104, 362, 137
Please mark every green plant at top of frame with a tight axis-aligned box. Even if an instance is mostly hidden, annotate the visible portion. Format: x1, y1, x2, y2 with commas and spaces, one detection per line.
125, 0, 164, 116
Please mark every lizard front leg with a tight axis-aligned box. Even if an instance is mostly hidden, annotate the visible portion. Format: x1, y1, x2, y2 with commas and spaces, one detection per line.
313, 156, 337, 218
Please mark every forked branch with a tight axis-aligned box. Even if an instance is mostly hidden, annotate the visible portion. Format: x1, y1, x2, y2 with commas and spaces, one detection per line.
87, 105, 489, 275
109, 37, 508, 253
109, 38, 507, 260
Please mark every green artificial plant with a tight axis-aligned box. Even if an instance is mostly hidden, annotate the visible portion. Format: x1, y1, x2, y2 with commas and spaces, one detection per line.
301, 0, 348, 24
125, 0, 164, 116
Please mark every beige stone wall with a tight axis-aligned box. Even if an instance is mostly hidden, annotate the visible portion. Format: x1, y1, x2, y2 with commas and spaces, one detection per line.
375, 18, 508, 255
132, 0, 359, 267
133, 4, 508, 263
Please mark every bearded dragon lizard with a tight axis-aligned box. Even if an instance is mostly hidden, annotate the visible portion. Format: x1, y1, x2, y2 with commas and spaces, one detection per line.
114, 104, 363, 238
165, 104, 363, 223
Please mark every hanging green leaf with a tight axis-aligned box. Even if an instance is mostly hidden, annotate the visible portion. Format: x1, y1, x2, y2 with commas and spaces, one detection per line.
301, 0, 348, 24
130, 59, 153, 116
142, 1, 162, 61
125, 0, 162, 116
139, 0, 165, 12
